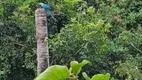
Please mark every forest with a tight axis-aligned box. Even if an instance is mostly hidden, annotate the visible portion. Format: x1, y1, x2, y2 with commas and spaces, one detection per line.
0, 0, 142, 80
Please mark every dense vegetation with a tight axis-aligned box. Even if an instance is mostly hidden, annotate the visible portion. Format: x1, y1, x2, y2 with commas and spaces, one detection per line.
35, 60, 110, 80
0, 0, 142, 80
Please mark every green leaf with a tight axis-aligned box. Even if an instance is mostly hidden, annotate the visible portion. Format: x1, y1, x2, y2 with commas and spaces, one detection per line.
34, 65, 69, 80
82, 72, 91, 80
91, 73, 110, 80
70, 60, 90, 75
70, 61, 79, 75
80, 60, 90, 67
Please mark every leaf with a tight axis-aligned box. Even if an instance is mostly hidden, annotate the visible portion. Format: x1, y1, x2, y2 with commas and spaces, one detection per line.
82, 72, 91, 80
70, 61, 79, 75
70, 60, 90, 75
91, 73, 110, 80
34, 65, 69, 80
80, 60, 90, 67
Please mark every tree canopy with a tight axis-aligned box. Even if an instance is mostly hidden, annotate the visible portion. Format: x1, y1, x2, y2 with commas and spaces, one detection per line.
0, 0, 142, 80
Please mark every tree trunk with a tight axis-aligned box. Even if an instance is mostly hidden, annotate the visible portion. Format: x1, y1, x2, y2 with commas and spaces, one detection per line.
35, 8, 49, 75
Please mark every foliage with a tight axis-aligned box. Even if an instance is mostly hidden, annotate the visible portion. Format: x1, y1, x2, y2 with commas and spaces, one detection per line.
0, 0, 142, 80
0, 20, 36, 80
70, 60, 89, 75
35, 60, 110, 80
49, 0, 142, 79
116, 54, 142, 79
50, 17, 113, 74
34, 65, 69, 80
82, 72, 110, 80
0, 0, 37, 80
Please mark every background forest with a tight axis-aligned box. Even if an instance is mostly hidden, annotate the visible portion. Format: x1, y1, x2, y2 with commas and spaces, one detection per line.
0, 0, 142, 80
